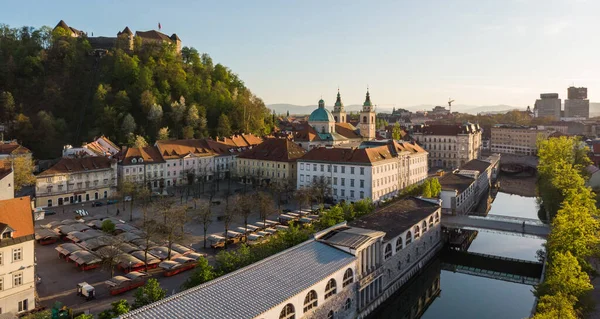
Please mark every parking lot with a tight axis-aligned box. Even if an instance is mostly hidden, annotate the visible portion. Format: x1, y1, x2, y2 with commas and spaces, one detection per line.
35, 183, 295, 314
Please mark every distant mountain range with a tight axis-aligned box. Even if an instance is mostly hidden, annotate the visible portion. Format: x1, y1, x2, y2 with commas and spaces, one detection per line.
269, 102, 600, 117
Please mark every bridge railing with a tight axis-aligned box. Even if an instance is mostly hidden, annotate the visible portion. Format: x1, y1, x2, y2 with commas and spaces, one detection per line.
466, 214, 548, 227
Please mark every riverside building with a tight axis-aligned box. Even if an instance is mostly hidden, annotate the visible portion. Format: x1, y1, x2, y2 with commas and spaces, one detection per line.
119, 197, 443, 319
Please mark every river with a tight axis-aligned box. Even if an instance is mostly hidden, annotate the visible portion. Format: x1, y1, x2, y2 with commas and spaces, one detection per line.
372, 191, 544, 319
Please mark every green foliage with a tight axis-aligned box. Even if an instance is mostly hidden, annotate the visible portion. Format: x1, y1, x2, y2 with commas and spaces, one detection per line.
182, 257, 215, 289
536, 251, 592, 300
391, 122, 403, 140
21, 311, 51, 319
532, 293, 578, 319
133, 278, 166, 309
8, 157, 35, 191
0, 24, 272, 159
74, 314, 94, 319
98, 299, 130, 319
353, 198, 375, 218
317, 205, 345, 229
101, 219, 115, 233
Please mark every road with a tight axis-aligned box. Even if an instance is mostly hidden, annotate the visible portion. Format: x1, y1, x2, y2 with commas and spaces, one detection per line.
35, 181, 300, 314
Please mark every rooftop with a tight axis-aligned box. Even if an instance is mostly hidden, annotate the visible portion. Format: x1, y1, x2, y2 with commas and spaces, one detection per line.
0, 141, 31, 156
0, 197, 34, 238
300, 145, 397, 164
335, 123, 362, 139
413, 123, 481, 136
118, 146, 165, 165
459, 159, 492, 174
120, 240, 355, 319
237, 138, 306, 162
438, 173, 475, 193
39, 157, 114, 176
318, 226, 385, 249
348, 197, 440, 241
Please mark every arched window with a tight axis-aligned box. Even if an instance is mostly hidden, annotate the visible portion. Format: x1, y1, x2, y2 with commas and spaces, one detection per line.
371, 116, 374, 122
384, 243, 392, 260
435, 212, 440, 223
279, 304, 295, 319
405, 231, 412, 246
395, 237, 403, 252
422, 221, 428, 233
406, 254, 411, 264
327, 310, 334, 319
344, 298, 351, 310
325, 279, 337, 299
363, 116, 367, 123
343, 268, 353, 287
334, 116, 338, 122
303, 290, 318, 312
429, 216, 434, 228
414, 225, 421, 239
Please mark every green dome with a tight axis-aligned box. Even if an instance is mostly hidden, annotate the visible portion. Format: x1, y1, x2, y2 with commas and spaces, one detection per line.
309, 106, 335, 122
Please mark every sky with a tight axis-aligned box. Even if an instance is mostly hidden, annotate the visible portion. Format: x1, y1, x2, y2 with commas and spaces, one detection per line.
2, 0, 599, 108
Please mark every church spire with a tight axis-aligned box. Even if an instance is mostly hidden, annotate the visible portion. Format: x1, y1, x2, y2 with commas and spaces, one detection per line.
363, 88, 373, 108
334, 88, 344, 109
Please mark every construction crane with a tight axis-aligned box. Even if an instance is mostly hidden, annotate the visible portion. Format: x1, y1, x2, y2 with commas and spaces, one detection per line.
447, 98, 455, 114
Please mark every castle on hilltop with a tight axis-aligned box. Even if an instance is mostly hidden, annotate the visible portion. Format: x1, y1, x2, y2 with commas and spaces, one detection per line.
53, 20, 181, 53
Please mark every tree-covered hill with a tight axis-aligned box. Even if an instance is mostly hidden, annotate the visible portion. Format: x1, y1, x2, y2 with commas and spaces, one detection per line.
0, 24, 273, 159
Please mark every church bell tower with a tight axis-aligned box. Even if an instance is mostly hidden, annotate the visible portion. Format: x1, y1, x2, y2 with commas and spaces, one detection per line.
332, 89, 346, 123
359, 89, 376, 140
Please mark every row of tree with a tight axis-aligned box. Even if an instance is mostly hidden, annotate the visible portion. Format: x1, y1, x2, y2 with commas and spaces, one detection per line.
533, 136, 599, 318
399, 178, 442, 198
0, 24, 274, 159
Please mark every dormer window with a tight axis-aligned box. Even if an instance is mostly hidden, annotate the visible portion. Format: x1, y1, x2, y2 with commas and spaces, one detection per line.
132, 159, 137, 164
139, 158, 144, 163
2, 231, 11, 239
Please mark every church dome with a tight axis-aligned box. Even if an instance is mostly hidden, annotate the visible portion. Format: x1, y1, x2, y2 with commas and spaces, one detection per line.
309, 99, 335, 122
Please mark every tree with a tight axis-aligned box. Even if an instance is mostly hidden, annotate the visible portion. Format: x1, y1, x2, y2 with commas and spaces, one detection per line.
392, 123, 403, 140
101, 219, 116, 234
121, 113, 136, 137
140, 90, 156, 115
133, 278, 166, 309
8, 157, 35, 191
0, 91, 15, 123
157, 127, 170, 140
139, 202, 161, 271
222, 200, 237, 247
97, 237, 126, 278
234, 194, 254, 241
192, 199, 212, 248
532, 293, 577, 319
217, 113, 232, 137
182, 126, 194, 139
157, 204, 187, 260
256, 191, 275, 226
132, 134, 148, 148
294, 188, 311, 211
182, 257, 215, 289
74, 314, 94, 319
317, 205, 345, 229
98, 299, 130, 319
535, 251, 592, 300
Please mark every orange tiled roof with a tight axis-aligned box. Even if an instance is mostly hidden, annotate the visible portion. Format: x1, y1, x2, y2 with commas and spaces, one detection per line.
335, 123, 362, 139
392, 141, 427, 154
300, 145, 395, 164
39, 157, 114, 176
237, 138, 306, 162
0, 197, 34, 237
155, 139, 217, 160
118, 146, 165, 165
0, 142, 31, 156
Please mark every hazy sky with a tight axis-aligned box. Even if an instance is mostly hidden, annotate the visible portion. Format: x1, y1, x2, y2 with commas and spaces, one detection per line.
2, 0, 598, 108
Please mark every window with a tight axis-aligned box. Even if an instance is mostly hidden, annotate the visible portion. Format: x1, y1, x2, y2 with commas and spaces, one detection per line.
343, 268, 353, 287
422, 221, 428, 233
18, 299, 27, 312
325, 279, 337, 299
300, 175, 304, 182
435, 212, 440, 223
350, 190, 354, 198
320, 164, 324, 172
0, 278, 2, 290
47, 199, 52, 207
300, 163, 304, 170
279, 304, 295, 319
341, 178, 345, 186
13, 273, 22, 286
350, 179, 355, 187
313, 164, 317, 171
1, 231, 10, 239
303, 290, 318, 312
414, 225, 421, 239
327, 310, 334, 319
351, 167, 355, 174
327, 165, 331, 172
406, 231, 412, 246
360, 180, 364, 188
384, 243, 392, 260
333, 177, 338, 185
341, 166, 345, 174
344, 298, 351, 310
341, 189, 345, 197
360, 191, 364, 199
334, 166, 338, 173
396, 237, 403, 252
12, 248, 22, 262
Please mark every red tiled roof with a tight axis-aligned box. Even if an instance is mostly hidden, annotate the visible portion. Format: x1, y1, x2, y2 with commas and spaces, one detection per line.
294, 125, 321, 142
155, 139, 216, 160
0, 142, 31, 156
39, 157, 114, 176
118, 146, 165, 165
392, 141, 427, 154
237, 138, 306, 162
300, 145, 396, 164
335, 123, 362, 139
0, 197, 34, 237
136, 30, 173, 42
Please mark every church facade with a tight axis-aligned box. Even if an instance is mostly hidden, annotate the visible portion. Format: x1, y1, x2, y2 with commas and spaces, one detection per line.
295, 90, 376, 150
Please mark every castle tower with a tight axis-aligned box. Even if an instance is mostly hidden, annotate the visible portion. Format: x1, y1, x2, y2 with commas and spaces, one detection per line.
359, 89, 376, 140
332, 89, 346, 123
117, 27, 134, 51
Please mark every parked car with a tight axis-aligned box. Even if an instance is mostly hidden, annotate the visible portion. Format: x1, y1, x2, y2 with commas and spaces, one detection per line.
44, 210, 57, 216
107, 199, 118, 205
91, 201, 103, 207
124, 196, 132, 202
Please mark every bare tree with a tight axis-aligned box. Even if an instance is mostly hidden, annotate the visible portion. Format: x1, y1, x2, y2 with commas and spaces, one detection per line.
191, 199, 212, 248
256, 192, 275, 226
157, 204, 187, 261
222, 198, 237, 248
269, 182, 285, 211
234, 194, 254, 242
97, 236, 127, 278
294, 188, 311, 211
138, 203, 161, 271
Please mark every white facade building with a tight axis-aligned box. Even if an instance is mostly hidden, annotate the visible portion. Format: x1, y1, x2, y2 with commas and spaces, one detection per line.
0, 197, 36, 316
412, 123, 482, 169
62, 136, 119, 158
117, 146, 166, 190
0, 167, 14, 201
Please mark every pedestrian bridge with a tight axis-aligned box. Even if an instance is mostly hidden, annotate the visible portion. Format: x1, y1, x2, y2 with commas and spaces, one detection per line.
440, 249, 544, 285
442, 214, 550, 238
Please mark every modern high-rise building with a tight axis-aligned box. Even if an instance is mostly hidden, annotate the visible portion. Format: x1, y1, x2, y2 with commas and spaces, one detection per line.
534, 93, 561, 119
564, 86, 589, 118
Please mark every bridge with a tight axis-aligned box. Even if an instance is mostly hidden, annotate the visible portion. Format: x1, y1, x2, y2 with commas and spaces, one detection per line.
440, 249, 543, 285
442, 214, 550, 238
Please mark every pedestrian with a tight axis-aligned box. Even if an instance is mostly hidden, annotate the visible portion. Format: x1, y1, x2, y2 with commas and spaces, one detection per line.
522, 221, 525, 231
117, 208, 120, 216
